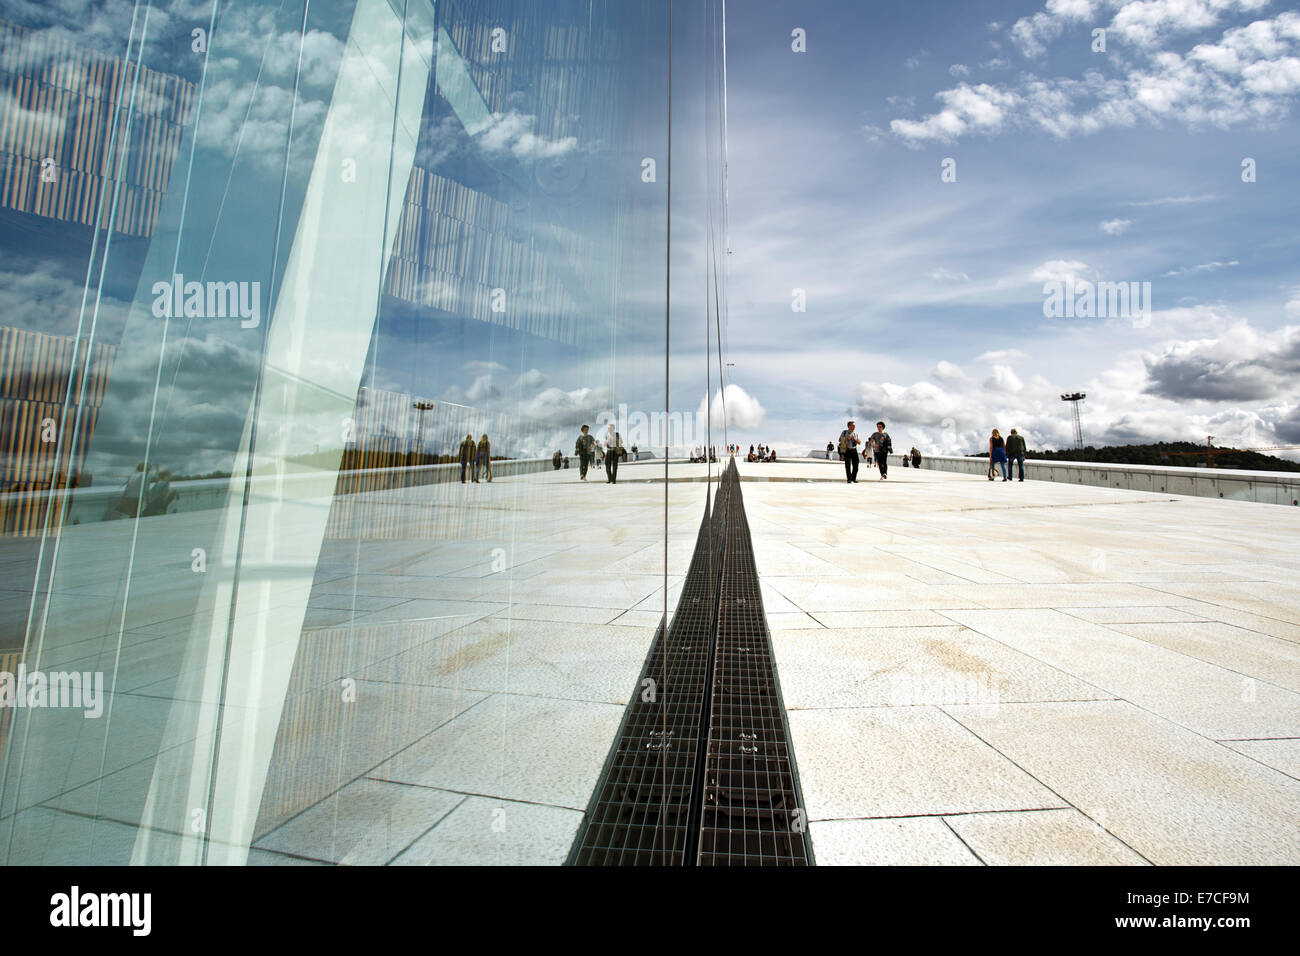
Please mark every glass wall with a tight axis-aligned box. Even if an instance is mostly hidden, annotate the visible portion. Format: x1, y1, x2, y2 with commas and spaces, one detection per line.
0, 0, 729, 865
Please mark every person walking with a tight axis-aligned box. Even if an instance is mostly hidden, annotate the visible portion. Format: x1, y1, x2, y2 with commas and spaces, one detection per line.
1005, 428, 1026, 482
838, 420, 862, 483
989, 428, 1009, 481
575, 425, 596, 480
825, 442, 833, 460
474, 433, 491, 482
458, 433, 476, 483
868, 421, 893, 479
606, 430, 624, 483
911, 446, 922, 469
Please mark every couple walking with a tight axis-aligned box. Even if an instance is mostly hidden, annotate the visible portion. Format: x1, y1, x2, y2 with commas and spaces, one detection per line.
575, 424, 625, 483
988, 428, 1027, 481
838, 420, 892, 483
458, 433, 491, 482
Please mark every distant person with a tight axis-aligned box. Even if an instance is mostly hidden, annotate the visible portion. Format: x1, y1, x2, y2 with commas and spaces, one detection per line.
474, 433, 491, 482
632, 444, 639, 461
575, 425, 596, 480
552, 450, 563, 470
141, 468, 177, 516
989, 428, 1008, 481
1005, 428, 1026, 482
902, 454, 909, 468
606, 430, 624, 483
458, 433, 476, 483
868, 421, 892, 479
825, 442, 833, 460
838, 420, 862, 483
911, 447, 922, 469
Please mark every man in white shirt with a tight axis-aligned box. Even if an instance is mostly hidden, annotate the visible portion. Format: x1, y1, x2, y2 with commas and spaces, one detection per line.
838, 421, 862, 483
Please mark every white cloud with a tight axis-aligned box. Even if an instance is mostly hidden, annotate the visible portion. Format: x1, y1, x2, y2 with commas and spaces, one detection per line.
932, 267, 970, 281
985, 364, 1025, 392
845, 311, 1300, 456
1122, 193, 1219, 206
931, 360, 968, 382
1030, 259, 1091, 283
1162, 259, 1240, 276
976, 348, 1029, 364
1100, 218, 1133, 235
890, 83, 1020, 143
477, 110, 577, 160
700, 383, 767, 430
894, 8, 1300, 144
1144, 320, 1300, 401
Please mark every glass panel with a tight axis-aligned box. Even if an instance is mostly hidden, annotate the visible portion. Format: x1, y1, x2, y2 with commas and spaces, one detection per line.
0, 0, 728, 865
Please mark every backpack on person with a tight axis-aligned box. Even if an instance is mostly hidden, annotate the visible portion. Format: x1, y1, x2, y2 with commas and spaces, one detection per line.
837, 433, 849, 454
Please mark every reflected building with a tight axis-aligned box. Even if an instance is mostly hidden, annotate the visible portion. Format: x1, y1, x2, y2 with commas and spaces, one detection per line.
0, 0, 729, 866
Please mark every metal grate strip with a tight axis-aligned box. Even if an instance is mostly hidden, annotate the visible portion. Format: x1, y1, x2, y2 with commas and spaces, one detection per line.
568, 461, 812, 865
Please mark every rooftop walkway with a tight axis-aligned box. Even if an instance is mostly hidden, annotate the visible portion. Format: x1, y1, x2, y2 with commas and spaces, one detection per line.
2, 457, 1296, 864
745, 458, 1300, 864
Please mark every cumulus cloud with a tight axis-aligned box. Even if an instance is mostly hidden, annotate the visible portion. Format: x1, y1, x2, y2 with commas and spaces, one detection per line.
1143, 321, 1300, 401
476, 110, 577, 160
892, 7, 1300, 144
931, 360, 968, 382
700, 383, 767, 430
847, 313, 1300, 455
1030, 259, 1091, 283
890, 82, 1019, 143
985, 364, 1025, 392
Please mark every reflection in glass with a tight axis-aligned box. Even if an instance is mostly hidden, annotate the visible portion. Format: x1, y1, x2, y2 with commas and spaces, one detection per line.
0, 0, 729, 866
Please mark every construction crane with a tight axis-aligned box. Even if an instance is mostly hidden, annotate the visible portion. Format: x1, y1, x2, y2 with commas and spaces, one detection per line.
1165, 436, 1300, 467
1060, 393, 1085, 449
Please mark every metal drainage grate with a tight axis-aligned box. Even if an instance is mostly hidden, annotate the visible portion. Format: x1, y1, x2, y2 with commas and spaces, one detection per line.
568, 461, 812, 865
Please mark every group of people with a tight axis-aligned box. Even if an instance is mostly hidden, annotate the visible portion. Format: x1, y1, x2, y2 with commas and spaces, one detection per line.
836, 420, 893, 483
987, 428, 1027, 481
575, 424, 627, 483
746, 444, 777, 462
689, 446, 718, 463
901, 446, 923, 468
457, 433, 492, 482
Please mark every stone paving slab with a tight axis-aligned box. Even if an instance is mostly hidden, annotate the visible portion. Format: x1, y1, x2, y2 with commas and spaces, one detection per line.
744, 460, 1300, 866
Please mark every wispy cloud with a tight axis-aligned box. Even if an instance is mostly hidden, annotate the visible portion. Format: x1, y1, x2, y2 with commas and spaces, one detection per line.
1162, 259, 1240, 277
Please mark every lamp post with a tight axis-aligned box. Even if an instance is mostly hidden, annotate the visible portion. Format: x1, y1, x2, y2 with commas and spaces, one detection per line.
411, 401, 435, 470
1060, 392, 1086, 450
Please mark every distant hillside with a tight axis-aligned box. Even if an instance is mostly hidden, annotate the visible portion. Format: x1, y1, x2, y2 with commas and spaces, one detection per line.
967, 441, 1300, 473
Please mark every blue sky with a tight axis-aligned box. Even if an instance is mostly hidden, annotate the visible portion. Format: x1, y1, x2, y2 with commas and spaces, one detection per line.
719, 0, 1300, 457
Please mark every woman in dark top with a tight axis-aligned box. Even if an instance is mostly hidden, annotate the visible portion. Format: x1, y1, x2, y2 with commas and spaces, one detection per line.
989, 428, 1008, 481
